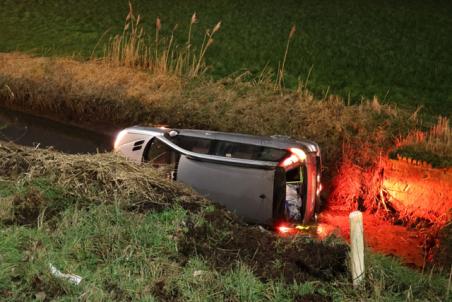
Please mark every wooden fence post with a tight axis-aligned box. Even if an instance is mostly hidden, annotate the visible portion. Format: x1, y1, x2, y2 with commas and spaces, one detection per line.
350, 211, 365, 287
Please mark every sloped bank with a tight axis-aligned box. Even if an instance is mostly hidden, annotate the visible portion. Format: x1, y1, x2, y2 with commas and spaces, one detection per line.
0, 143, 349, 300
0, 143, 348, 282
1, 143, 450, 301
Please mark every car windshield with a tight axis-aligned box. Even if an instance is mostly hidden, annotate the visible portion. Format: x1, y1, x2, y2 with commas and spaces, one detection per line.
167, 135, 288, 162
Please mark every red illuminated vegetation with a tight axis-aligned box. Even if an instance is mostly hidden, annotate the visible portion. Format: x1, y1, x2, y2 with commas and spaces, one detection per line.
327, 118, 452, 266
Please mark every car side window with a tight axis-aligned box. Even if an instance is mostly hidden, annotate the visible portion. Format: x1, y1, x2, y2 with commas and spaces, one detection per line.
212, 141, 287, 161
168, 136, 211, 154
144, 139, 181, 179
167, 134, 288, 162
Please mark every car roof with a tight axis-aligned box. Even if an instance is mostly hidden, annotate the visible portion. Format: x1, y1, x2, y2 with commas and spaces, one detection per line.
129, 126, 319, 153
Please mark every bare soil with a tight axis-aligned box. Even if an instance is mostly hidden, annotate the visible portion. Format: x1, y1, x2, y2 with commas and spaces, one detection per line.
319, 201, 430, 268
179, 208, 348, 283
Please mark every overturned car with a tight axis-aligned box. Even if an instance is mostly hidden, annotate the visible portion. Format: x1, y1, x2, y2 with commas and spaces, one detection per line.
114, 126, 322, 226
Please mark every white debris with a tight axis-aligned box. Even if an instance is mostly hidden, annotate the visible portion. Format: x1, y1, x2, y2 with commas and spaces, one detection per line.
49, 263, 82, 285
258, 226, 268, 233
193, 270, 205, 277
285, 184, 302, 221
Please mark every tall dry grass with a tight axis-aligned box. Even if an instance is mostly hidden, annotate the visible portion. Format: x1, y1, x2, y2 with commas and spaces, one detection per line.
396, 116, 452, 158
275, 24, 296, 91
103, 1, 221, 77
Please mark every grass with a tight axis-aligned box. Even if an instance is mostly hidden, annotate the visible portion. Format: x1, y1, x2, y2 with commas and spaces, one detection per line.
0, 143, 450, 301
392, 117, 452, 167
0, 0, 451, 115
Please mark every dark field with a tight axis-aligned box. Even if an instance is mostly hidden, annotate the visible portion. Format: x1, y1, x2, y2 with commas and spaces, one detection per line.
0, 0, 451, 115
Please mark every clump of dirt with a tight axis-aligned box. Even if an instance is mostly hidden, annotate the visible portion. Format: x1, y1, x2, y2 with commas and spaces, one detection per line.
2, 185, 78, 228
0, 143, 31, 177
30, 274, 66, 301
126, 195, 206, 214
8, 189, 45, 226
179, 208, 348, 283
295, 293, 332, 302
151, 280, 181, 302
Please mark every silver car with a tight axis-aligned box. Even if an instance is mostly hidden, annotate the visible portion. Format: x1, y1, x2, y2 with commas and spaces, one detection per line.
114, 126, 322, 226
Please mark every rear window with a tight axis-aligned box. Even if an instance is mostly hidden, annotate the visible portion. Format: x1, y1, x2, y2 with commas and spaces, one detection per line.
168, 135, 287, 162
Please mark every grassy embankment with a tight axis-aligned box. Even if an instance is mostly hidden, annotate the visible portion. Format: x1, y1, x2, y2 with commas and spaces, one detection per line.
0, 143, 450, 301
0, 0, 451, 115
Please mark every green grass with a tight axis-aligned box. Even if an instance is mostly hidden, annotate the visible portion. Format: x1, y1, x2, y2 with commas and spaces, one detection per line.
0, 0, 451, 115
0, 177, 450, 301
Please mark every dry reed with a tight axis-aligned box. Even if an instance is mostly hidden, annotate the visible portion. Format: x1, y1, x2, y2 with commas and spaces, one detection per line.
275, 24, 296, 91
103, 1, 220, 78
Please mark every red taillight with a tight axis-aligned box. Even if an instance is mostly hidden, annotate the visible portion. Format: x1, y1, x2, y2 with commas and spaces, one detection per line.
277, 225, 291, 233
276, 224, 314, 236
279, 148, 307, 169
276, 224, 297, 235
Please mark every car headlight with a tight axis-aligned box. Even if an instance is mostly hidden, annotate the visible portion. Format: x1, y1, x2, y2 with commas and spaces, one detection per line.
114, 130, 128, 150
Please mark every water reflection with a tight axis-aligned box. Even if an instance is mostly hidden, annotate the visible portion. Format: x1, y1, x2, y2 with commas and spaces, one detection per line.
0, 107, 113, 154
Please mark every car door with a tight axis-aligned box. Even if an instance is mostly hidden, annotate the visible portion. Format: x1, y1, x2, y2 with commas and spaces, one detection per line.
177, 155, 280, 225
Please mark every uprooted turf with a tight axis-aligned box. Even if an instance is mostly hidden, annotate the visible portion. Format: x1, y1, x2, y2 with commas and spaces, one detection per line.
0, 143, 450, 301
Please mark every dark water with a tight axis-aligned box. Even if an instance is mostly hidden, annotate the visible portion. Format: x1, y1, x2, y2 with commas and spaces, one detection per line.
0, 107, 114, 154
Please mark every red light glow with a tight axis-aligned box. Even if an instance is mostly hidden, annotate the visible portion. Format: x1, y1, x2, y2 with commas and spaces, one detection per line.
278, 225, 291, 233
279, 148, 307, 169
317, 225, 324, 235
276, 224, 296, 235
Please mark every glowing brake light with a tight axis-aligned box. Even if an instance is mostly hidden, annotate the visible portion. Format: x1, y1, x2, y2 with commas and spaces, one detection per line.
276, 223, 300, 235
277, 225, 292, 234
279, 148, 307, 168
